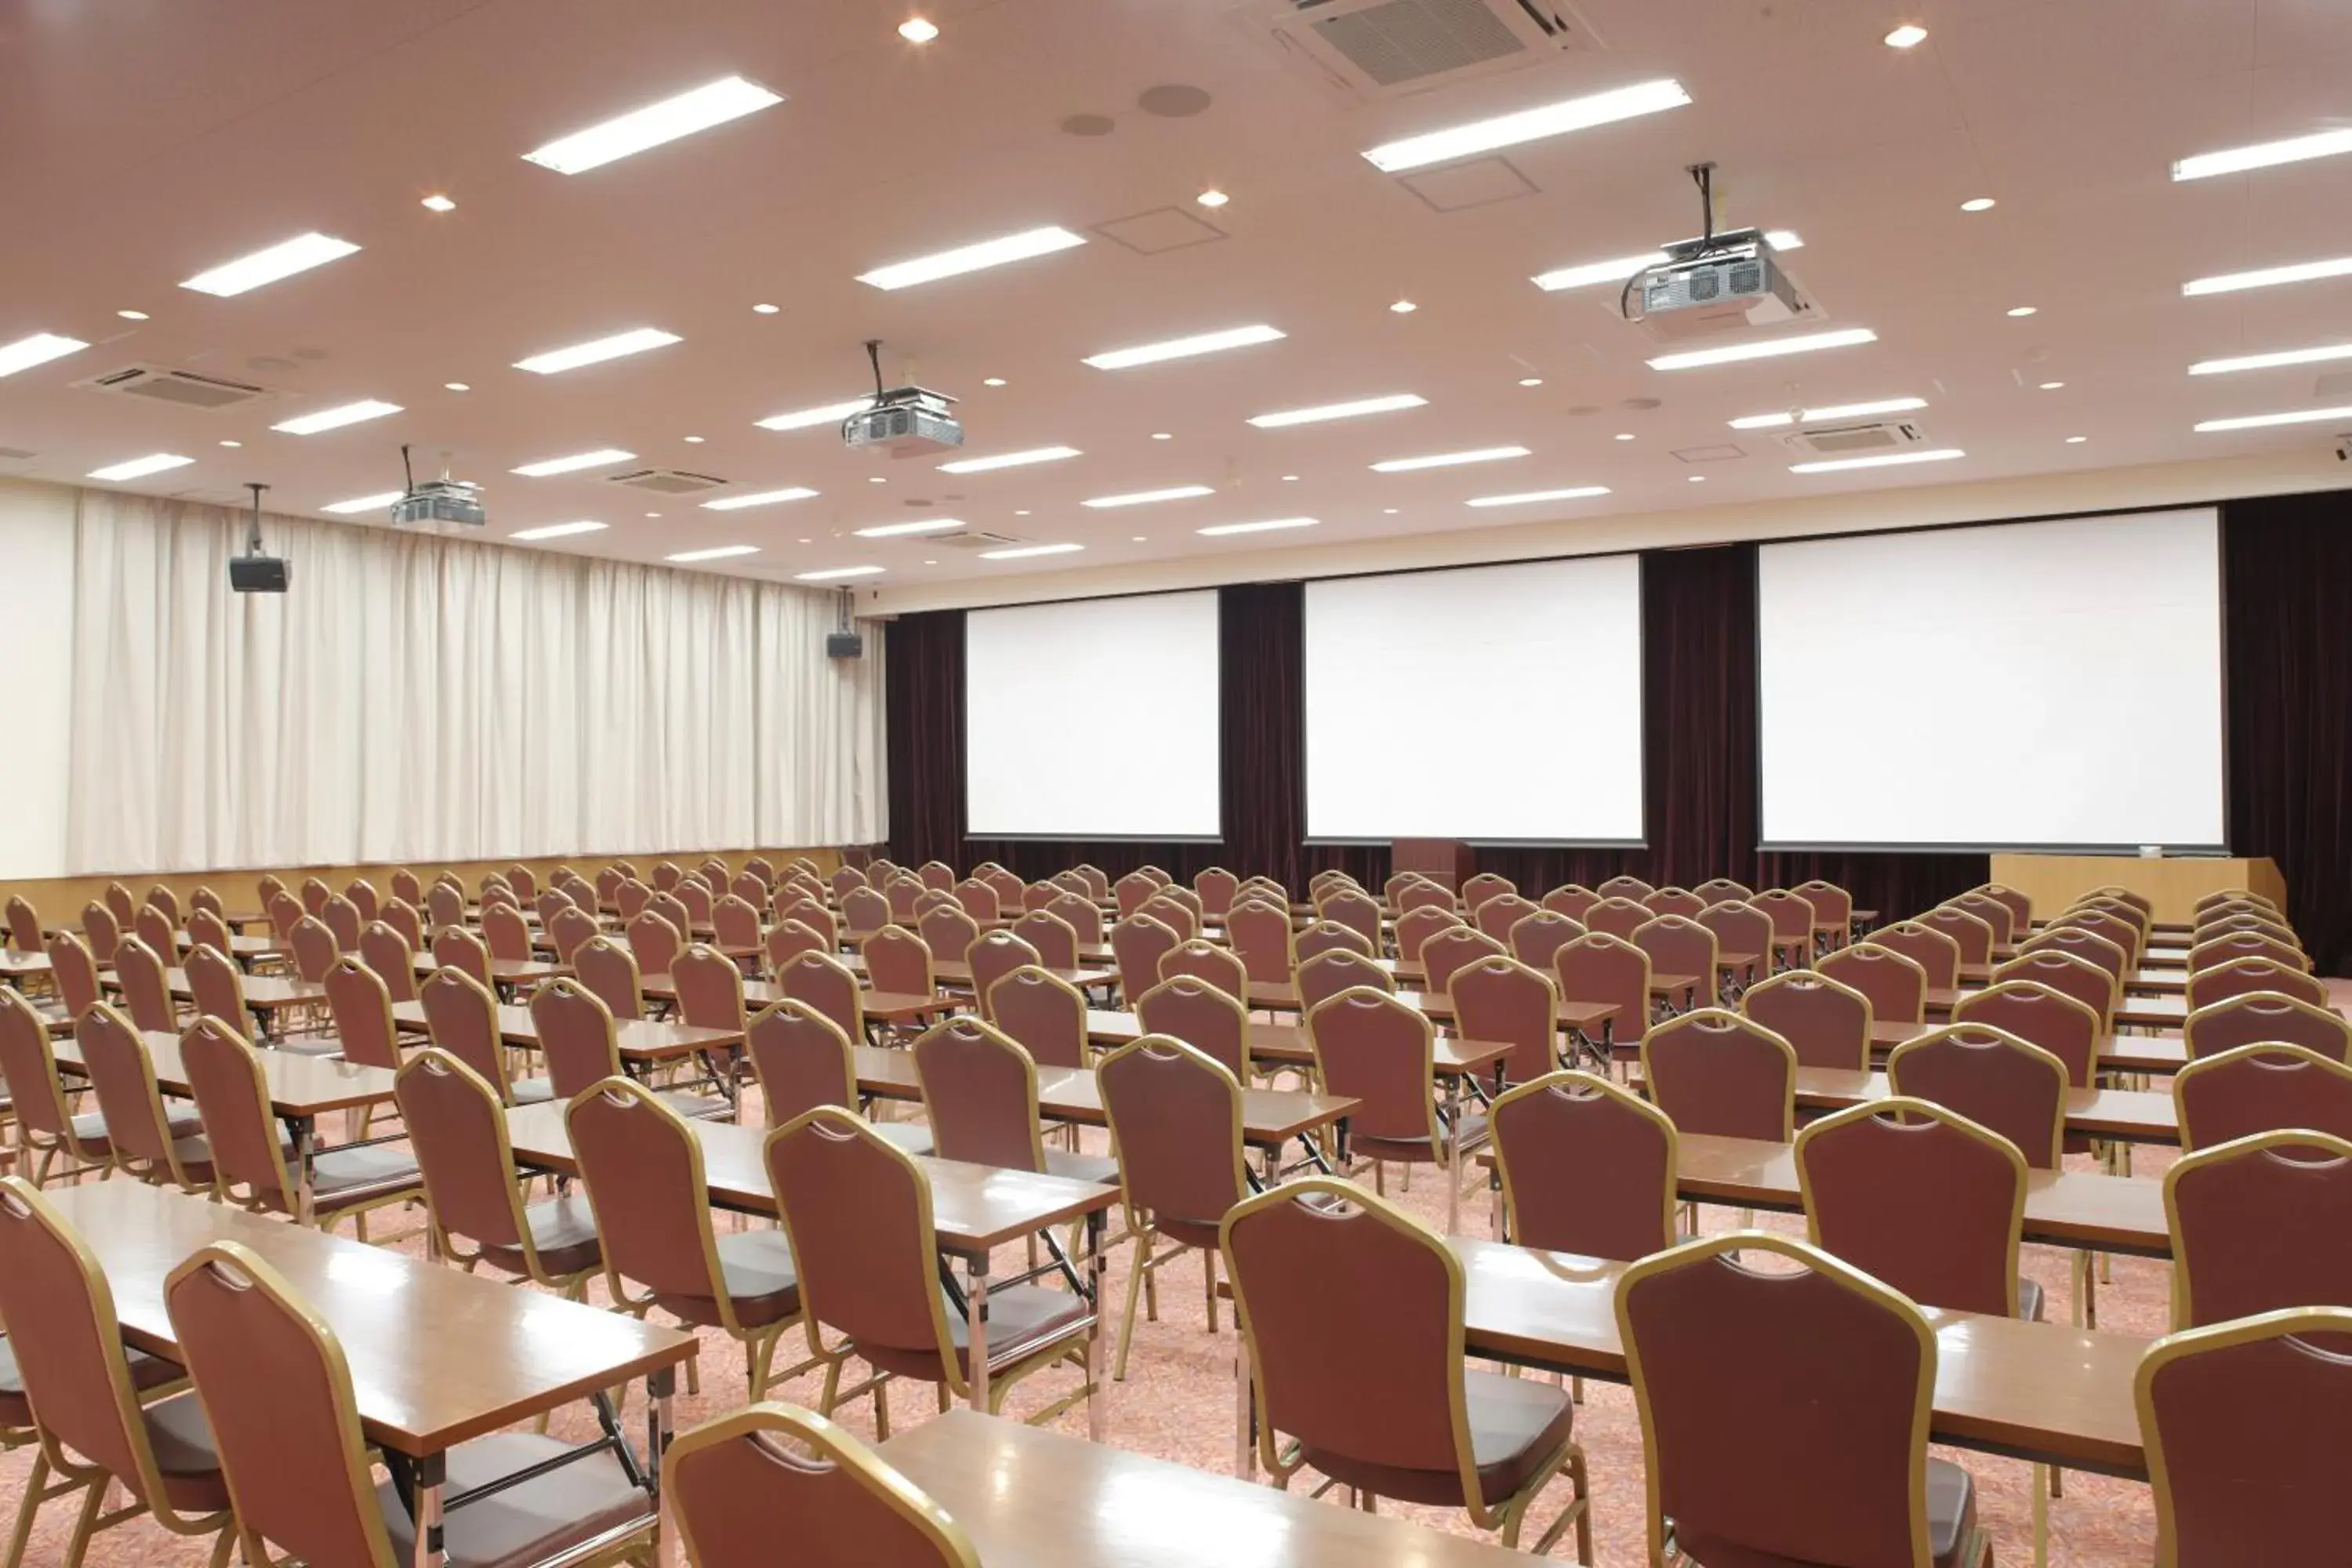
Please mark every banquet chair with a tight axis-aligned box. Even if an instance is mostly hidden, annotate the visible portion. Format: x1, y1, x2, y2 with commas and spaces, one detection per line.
1136, 976, 1251, 1082
2165, 1129, 2352, 1330
1820, 943, 1929, 1026
913, 1017, 1116, 1183
417, 966, 551, 1106
1305, 988, 1484, 1232
1741, 968, 1873, 1070
1490, 1070, 1676, 1259
1887, 1025, 2066, 1170
965, 931, 1040, 1022
1295, 949, 1392, 1013
1641, 1009, 1795, 1142
2181, 990, 2350, 1061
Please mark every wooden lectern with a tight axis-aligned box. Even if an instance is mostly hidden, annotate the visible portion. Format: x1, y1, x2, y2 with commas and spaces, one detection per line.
1392, 838, 1476, 892
1988, 854, 2286, 926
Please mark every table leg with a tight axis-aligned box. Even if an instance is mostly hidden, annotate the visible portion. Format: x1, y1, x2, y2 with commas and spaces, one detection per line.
1086, 1208, 1107, 1442
648, 1365, 677, 1565
292, 1116, 317, 1227
411, 1452, 445, 1568
1443, 1073, 1463, 1235
967, 1253, 992, 1412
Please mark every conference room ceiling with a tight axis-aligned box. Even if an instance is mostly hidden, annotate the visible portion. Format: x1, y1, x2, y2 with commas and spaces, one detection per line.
4, 0, 2349, 591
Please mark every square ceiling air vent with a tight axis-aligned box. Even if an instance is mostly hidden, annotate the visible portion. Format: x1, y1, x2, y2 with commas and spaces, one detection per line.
1777, 420, 1927, 456
74, 362, 279, 411
1092, 209, 1229, 255
939, 529, 1025, 550
1259, 0, 1599, 100
1671, 444, 1747, 464
604, 468, 728, 495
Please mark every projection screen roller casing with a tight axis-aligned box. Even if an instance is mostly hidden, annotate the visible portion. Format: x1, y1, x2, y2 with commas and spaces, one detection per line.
1756, 508, 2226, 851
965, 590, 1221, 839
1304, 555, 1645, 843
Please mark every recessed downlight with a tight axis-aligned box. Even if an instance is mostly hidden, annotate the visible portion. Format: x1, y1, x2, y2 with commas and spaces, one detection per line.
898, 16, 939, 42
1960, 197, 1996, 212
1884, 24, 1928, 46
422, 194, 457, 212
1197, 189, 1229, 208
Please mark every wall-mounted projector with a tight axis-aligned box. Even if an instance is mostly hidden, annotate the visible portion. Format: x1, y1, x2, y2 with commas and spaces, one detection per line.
1628, 227, 1815, 342
392, 478, 486, 528
842, 386, 963, 456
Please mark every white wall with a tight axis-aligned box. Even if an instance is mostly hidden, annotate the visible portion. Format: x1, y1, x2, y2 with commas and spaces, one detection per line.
0, 480, 77, 877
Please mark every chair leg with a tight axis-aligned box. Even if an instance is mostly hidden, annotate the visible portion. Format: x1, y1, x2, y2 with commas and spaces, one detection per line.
817, 1356, 843, 1416
1570, 1444, 1594, 1566
1116, 1229, 1152, 1382
874, 1379, 891, 1442
58, 1477, 104, 1568
1203, 1247, 1219, 1334
2, 1450, 49, 1568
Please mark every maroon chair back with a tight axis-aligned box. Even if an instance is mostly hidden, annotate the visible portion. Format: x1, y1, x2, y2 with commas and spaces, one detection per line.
840, 886, 892, 939
416, 967, 514, 1098
1819, 944, 1929, 1026
184, 942, 249, 1036
1951, 979, 2099, 1087
1305, 989, 1438, 1145
2183, 991, 2350, 1062
1916, 906, 1996, 967
321, 957, 399, 1070
111, 935, 178, 1035
1992, 948, 2117, 1030
1490, 1070, 1675, 1259
1313, 887, 1381, 950
535, 889, 575, 931
1887, 1025, 2066, 1168
548, 905, 601, 966
1396, 880, 1456, 915
1112, 872, 1157, 919
178, 1018, 294, 1209
80, 900, 122, 967
2169, 1131, 2352, 1330
1797, 1098, 2026, 1316
1419, 925, 1505, 997
0, 991, 78, 1145
1642, 1010, 1795, 1141
916, 905, 980, 965
1749, 889, 1817, 949
1556, 932, 1651, 1051
1633, 916, 1719, 1003
379, 898, 425, 952
626, 910, 684, 981
1947, 890, 2016, 946
565, 1080, 720, 1304
1392, 905, 1462, 967
615, 879, 653, 920
1008, 910, 1078, 970
5, 894, 42, 953
1584, 896, 1649, 940
1138, 895, 1199, 942
426, 880, 466, 932
1296, 949, 1392, 1012
1595, 875, 1653, 902
1870, 922, 1962, 991
2057, 907, 2143, 967
2139, 1308, 2352, 1568
1694, 901, 1773, 978
672, 942, 748, 1032
1616, 1234, 1940, 1568
667, 1405, 979, 1568
506, 865, 539, 902
884, 878, 924, 922
187, 906, 234, 962
477, 901, 529, 964
1194, 867, 1240, 919
1201, 901, 1280, 990
1294, 918, 1372, 967
1043, 891, 1106, 947
980, 868, 1026, 915
746, 1000, 859, 1125
965, 931, 1040, 1022
645, 891, 693, 942
727, 872, 768, 910
651, 862, 684, 893
1099, 1037, 1248, 1244
1157, 937, 1247, 1000
1740, 970, 1872, 1070
2020, 926, 2129, 991
859, 925, 933, 997
74, 1003, 184, 1181
988, 966, 1088, 1069
132, 902, 177, 965
1507, 910, 1585, 975
1691, 878, 1753, 906
913, 1017, 1044, 1172
395, 1050, 532, 1254
531, 977, 626, 1098
573, 935, 643, 1020
1642, 887, 1707, 920
428, 924, 492, 988
1448, 954, 1557, 1087
1541, 884, 1600, 921
390, 869, 426, 906
1460, 871, 1515, 910
779, 952, 866, 1044
2187, 956, 2327, 1011
2192, 912, 2299, 949
1136, 976, 1250, 1080
1470, 894, 1540, 944
764, 918, 833, 978
918, 861, 956, 892
1109, 914, 1179, 1002
1789, 880, 1853, 939
951, 880, 999, 923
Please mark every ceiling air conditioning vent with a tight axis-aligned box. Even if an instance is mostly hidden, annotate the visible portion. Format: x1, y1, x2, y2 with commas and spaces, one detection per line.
604, 468, 728, 495
1776, 419, 1929, 457
938, 530, 1024, 550
1254, 0, 1599, 100
74, 363, 278, 411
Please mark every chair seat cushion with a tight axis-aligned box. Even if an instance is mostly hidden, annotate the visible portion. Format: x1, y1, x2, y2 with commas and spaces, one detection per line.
655, 1228, 800, 1330
1302, 1366, 1572, 1509
655, 1089, 734, 1122
1672, 1457, 1980, 1567
509, 1076, 557, 1107
1041, 1148, 1120, 1185
484, 1195, 602, 1280
1356, 1110, 1490, 1166
378, 1432, 653, 1568
141, 1390, 232, 1513
856, 1282, 1092, 1387
0, 1334, 183, 1429
64, 1109, 116, 1155
310, 1145, 423, 1211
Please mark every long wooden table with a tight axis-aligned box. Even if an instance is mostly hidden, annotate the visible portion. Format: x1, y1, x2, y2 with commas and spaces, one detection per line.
1791, 1068, 2179, 1144
502, 1101, 1116, 1419
636, 971, 953, 1029
44, 1181, 695, 1568
145, 968, 327, 1040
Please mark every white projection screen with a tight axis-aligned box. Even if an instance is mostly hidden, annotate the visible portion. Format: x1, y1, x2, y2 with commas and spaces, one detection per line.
1757, 508, 2227, 851
965, 591, 1221, 839
1305, 555, 1645, 843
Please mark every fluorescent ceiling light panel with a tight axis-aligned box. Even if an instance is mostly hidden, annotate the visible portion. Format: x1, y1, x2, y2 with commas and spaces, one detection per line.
1531, 251, 1668, 292
1370, 445, 1530, 472
2173, 128, 2352, 182
978, 542, 1084, 559
271, 398, 402, 434
1788, 447, 1965, 474
1361, 78, 1690, 173
513, 328, 680, 375
511, 521, 608, 540
180, 232, 361, 296
321, 491, 405, 515
699, 486, 818, 510
1764, 230, 1805, 251
1728, 396, 1926, 430
1198, 517, 1319, 536
511, 448, 635, 477
666, 545, 760, 562
1647, 328, 1878, 371
755, 397, 873, 432
796, 564, 887, 580
1247, 393, 1426, 428
1082, 485, 1214, 509
1082, 325, 1285, 370
853, 517, 965, 537
87, 453, 194, 481
0, 332, 88, 377
2187, 343, 2352, 376
2182, 255, 2352, 296
856, 226, 1085, 290
2193, 405, 2352, 433
1465, 486, 1611, 507
936, 445, 1080, 474
523, 76, 783, 174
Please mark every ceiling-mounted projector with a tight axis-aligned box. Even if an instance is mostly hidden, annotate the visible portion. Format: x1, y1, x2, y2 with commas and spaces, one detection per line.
1629, 227, 1814, 341
390, 445, 486, 528
841, 339, 962, 456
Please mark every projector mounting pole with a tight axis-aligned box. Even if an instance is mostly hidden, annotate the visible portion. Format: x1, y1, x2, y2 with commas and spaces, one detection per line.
243, 482, 268, 557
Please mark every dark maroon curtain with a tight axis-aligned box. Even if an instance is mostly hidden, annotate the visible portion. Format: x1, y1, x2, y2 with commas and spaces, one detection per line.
886, 496, 2352, 945
2221, 491, 2352, 974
